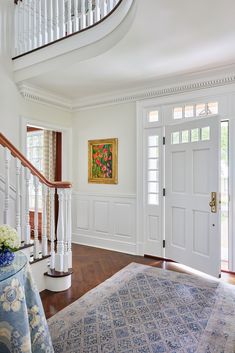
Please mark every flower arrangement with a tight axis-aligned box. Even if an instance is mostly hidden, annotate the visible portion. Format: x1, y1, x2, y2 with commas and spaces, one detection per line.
0, 225, 20, 252
92, 144, 113, 179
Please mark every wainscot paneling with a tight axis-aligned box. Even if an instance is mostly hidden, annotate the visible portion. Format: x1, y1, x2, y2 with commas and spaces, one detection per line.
72, 193, 137, 254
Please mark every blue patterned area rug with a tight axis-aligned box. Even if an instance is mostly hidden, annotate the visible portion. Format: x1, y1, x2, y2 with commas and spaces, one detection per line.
48, 263, 235, 353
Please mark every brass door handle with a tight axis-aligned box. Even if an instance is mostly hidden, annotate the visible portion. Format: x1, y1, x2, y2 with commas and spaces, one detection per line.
209, 192, 217, 213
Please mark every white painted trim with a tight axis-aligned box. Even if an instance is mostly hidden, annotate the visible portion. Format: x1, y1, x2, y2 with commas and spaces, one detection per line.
72, 192, 136, 255
18, 71, 235, 112
137, 89, 235, 272
20, 116, 72, 181
18, 83, 72, 112
72, 191, 136, 199
73, 233, 137, 255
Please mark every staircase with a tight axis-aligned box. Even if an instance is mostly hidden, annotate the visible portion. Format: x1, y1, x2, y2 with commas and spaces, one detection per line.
0, 132, 72, 292
14, 0, 121, 57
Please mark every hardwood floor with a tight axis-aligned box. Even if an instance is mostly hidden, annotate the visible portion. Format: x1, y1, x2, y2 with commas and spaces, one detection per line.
40, 244, 235, 319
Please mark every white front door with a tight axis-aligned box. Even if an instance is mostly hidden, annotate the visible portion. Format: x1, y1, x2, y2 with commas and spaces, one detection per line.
165, 117, 221, 277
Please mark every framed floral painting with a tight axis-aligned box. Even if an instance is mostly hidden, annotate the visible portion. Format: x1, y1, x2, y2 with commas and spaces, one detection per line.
88, 138, 118, 184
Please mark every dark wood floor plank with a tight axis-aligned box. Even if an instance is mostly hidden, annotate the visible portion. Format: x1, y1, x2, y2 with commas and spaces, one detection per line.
40, 244, 235, 319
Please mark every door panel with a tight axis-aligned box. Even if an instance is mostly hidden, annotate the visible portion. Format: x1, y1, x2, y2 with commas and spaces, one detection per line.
165, 117, 220, 277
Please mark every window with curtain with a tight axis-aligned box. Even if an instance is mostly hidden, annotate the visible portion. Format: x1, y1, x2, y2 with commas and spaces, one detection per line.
27, 129, 44, 210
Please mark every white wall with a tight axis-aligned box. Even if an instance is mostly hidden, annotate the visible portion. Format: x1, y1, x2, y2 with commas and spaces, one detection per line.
72, 103, 136, 194
0, 0, 72, 149
71, 103, 137, 253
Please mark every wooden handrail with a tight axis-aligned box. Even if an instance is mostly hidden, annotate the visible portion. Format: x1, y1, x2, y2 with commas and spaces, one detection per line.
0, 132, 71, 189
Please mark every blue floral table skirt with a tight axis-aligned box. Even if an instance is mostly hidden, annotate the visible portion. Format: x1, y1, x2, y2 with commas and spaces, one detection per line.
0, 252, 54, 353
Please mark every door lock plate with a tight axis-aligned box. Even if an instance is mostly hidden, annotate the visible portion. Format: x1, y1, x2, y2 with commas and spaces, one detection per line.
209, 192, 217, 213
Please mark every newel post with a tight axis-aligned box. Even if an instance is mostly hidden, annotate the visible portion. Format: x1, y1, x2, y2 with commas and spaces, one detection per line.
55, 189, 65, 272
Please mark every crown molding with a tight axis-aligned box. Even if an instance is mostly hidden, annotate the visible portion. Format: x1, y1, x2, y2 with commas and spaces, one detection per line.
18, 71, 235, 112
17, 83, 73, 112
72, 73, 235, 110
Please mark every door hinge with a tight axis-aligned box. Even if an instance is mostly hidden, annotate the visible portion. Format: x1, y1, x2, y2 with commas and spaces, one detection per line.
163, 137, 166, 145
163, 188, 166, 197
163, 240, 166, 248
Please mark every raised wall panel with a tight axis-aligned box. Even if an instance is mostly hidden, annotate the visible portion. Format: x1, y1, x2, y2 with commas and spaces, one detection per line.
171, 151, 186, 193
193, 149, 209, 194
148, 215, 159, 241
76, 199, 89, 230
72, 193, 136, 254
193, 210, 209, 256
93, 201, 109, 233
171, 207, 185, 248
114, 203, 133, 237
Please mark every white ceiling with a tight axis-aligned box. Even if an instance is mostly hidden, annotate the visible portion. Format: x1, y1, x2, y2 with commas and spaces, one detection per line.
24, 0, 235, 101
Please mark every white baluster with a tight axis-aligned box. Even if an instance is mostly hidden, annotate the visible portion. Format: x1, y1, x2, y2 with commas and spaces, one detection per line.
42, 184, 48, 256
81, 0, 86, 29
32, 0, 37, 48
94, 0, 101, 22
53, 0, 60, 40
37, 0, 42, 46
15, 159, 22, 242
24, 168, 31, 245
18, 1, 25, 54
63, 190, 69, 273
74, 0, 79, 31
67, 189, 72, 269
100, 0, 107, 18
4, 149, 11, 225
47, 0, 54, 43
107, 0, 112, 13
67, 0, 72, 35
41, 0, 48, 45
14, 1, 20, 55
55, 189, 64, 272
49, 188, 55, 269
58, 0, 65, 38
33, 176, 40, 259
88, 0, 93, 26
27, 0, 33, 51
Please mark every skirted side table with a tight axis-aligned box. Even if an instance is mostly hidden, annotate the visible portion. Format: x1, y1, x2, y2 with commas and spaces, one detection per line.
0, 251, 54, 353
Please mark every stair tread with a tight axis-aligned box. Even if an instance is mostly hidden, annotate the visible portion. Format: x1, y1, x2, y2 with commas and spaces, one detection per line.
29, 254, 51, 265
44, 268, 73, 278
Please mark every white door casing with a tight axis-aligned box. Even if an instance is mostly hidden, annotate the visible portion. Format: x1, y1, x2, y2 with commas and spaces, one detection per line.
165, 117, 221, 277
143, 127, 163, 257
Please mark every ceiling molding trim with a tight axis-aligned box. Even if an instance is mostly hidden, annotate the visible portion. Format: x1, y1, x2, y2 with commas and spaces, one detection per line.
72, 74, 235, 110
18, 83, 72, 112
18, 73, 235, 112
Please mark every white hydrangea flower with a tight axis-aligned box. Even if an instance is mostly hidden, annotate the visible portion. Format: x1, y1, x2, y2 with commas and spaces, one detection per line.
0, 225, 20, 251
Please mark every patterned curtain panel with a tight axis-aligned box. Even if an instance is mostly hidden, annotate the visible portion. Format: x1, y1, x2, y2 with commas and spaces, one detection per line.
43, 130, 57, 240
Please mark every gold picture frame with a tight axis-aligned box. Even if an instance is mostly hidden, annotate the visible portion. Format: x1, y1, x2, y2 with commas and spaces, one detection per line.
88, 138, 118, 184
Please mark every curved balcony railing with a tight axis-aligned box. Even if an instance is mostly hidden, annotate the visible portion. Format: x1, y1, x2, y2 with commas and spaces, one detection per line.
14, 0, 122, 58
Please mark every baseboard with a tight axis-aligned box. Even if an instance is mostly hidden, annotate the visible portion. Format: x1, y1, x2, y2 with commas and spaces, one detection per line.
72, 233, 137, 255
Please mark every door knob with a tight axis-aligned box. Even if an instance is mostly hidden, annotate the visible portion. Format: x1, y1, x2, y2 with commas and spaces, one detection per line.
209, 192, 217, 213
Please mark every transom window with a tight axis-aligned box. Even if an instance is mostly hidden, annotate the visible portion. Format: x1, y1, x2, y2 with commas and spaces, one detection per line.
173, 102, 218, 120
148, 110, 159, 123
171, 126, 210, 144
